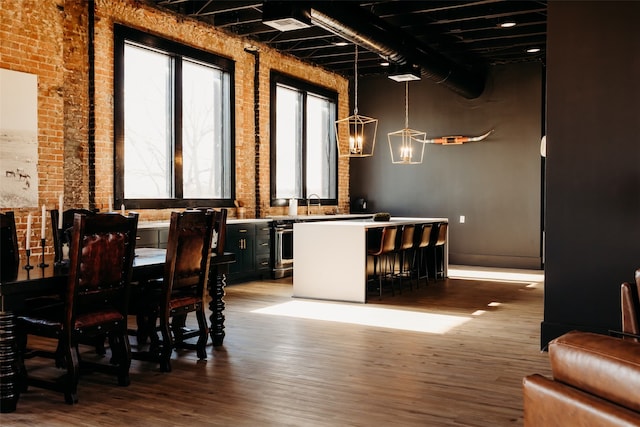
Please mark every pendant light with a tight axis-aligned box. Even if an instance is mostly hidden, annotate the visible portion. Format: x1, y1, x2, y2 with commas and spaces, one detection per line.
388, 81, 426, 165
335, 45, 378, 157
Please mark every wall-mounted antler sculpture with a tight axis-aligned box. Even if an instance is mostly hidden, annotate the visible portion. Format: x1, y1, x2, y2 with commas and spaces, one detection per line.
424, 130, 493, 145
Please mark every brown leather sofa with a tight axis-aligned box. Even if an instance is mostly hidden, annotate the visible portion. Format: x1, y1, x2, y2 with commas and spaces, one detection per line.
523, 331, 640, 426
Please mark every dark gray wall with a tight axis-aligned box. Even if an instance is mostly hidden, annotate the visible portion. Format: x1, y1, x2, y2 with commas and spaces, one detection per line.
542, 1, 640, 345
351, 63, 543, 269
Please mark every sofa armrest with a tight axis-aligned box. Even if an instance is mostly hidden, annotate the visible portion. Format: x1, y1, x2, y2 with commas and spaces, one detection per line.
549, 331, 640, 413
523, 374, 640, 426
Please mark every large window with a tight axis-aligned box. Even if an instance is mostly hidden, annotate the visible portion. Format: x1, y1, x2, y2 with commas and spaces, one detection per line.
270, 73, 338, 206
114, 25, 234, 209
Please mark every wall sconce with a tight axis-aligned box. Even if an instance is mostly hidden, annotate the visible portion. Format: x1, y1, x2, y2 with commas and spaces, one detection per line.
335, 45, 378, 157
388, 81, 426, 165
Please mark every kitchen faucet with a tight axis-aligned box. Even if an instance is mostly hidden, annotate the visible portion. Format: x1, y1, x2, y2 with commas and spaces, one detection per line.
307, 193, 321, 215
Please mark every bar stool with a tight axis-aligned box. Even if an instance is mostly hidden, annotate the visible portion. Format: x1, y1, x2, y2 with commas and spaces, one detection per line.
412, 223, 434, 287
394, 224, 416, 292
433, 222, 448, 280
367, 226, 397, 299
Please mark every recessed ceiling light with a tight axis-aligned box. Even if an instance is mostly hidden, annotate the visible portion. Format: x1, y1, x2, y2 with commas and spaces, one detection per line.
500, 21, 517, 28
333, 41, 349, 47
388, 72, 421, 82
380, 61, 390, 67
526, 47, 541, 53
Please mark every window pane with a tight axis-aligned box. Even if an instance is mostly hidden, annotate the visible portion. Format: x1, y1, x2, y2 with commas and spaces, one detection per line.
182, 60, 230, 198
275, 85, 303, 199
124, 43, 172, 199
306, 94, 336, 198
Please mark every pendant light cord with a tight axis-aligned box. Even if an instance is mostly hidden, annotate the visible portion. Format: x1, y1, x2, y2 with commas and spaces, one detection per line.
354, 45, 358, 115
404, 81, 409, 128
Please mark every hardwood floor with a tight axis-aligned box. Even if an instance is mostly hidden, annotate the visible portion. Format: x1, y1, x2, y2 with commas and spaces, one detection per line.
4, 266, 551, 426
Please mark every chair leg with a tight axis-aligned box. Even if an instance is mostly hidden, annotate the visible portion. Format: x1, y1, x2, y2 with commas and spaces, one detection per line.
399, 250, 414, 292
116, 332, 132, 386
378, 255, 383, 300
433, 246, 439, 281
412, 249, 423, 289
419, 248, 429, 286
63, 337, 79, 405
159, 316, 173, 373
388, 254, 396, 296
171, 314, 188, 344
432, 245, 445, 280
106, 330, 131, 386
195, 307, 209, 360
135, 312, 150, 345
93, 335, 106, 355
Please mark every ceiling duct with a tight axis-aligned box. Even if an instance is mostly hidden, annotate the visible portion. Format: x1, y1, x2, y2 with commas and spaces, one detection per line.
304, 3, 486, 99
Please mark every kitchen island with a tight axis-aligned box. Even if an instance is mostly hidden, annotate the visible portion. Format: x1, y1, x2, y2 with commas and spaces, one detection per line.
293, 217, 448, 303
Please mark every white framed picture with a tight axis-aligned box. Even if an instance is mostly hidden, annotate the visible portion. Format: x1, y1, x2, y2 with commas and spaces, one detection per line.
0, 68, 39, 207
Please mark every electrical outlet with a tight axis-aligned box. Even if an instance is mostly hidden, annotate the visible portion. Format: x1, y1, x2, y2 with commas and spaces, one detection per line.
459, 215, 465, 223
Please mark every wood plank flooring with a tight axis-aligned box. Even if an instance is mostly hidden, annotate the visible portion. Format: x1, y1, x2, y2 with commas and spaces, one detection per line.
2, 266, 551, 426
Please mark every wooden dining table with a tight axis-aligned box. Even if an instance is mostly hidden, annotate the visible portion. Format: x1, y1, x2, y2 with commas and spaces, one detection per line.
0, 247, 235, 413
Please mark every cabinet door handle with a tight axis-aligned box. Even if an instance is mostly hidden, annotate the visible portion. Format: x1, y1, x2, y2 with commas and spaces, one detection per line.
260, 242, 269, 247
239, 229, 248, 233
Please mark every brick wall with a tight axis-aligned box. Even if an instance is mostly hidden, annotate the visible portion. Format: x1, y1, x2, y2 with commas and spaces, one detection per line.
1, 0, 66, 255
1, 0, 349, 257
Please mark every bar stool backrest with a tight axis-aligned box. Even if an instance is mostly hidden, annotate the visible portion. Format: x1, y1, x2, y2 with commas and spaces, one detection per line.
435, 222, 448, 246
418, 224, 433, 248
399, 224, 415, 251
381, 226, 398, 253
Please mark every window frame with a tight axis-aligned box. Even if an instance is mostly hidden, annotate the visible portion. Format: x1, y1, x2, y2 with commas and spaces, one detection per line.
269, 72, 338, 207
114, 25, 235, 209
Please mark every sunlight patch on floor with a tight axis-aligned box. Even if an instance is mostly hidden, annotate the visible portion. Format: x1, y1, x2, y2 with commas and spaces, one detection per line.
448, 265, 544, 284
252, 300, 471, 334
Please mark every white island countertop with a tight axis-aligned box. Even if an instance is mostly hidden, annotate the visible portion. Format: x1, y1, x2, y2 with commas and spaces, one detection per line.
293, 216, 448, 228
293, 217, 448, 303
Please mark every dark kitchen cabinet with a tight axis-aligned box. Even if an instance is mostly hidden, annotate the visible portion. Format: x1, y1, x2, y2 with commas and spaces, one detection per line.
255, 223, 272, 276
138, 221, 272, 284
136, 227, 169, 249
224, 222, 272, 283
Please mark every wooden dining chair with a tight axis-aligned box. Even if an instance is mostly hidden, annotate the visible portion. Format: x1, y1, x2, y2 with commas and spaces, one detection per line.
50, 208, 96, 264
164, 208, 228, 348
16, 212, 138, 404
212, 208, 228, 256
0, 211, 20, 282
136, 209, 215, 372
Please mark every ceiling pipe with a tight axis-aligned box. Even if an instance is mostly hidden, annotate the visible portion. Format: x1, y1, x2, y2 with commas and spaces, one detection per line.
305, 3, 486, 99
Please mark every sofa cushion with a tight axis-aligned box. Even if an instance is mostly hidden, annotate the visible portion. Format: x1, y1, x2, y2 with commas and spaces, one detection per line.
549, 331, 640, 413
523, 374, 640, 426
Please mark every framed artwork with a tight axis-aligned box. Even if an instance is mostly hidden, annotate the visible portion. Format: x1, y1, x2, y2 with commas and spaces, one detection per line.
0, 68, 38, 207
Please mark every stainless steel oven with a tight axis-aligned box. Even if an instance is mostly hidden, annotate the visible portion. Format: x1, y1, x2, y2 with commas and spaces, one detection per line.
273, 221, 294, 278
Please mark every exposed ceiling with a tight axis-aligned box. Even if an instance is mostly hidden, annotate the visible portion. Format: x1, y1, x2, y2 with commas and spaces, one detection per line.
150, 1, 546, 97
